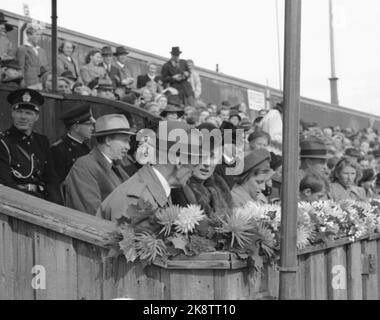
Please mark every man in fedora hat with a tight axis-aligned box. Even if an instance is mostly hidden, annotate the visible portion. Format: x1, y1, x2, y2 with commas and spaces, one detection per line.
113, 46, 135, 89
0, 11, 14, 61
160, 95, 184, 120
0, 59, 23, 87
16, 24, 49, 89
96, 78, 116, 100
51, 104, 95, 183
161, 46, 194, 106
0, 89, 61, 203
300, 138, 330, 178
101, 46, 123, 88
63, 114, 134, 215
97, 120, 202, 221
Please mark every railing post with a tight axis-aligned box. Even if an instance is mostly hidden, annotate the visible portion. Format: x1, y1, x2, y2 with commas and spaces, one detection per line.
279, 0, 302, 300
51, 0, 58, 92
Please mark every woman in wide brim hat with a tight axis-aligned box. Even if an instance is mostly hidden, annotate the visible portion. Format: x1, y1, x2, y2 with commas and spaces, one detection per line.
160, 104, 184, 120
231, 148, 274, 206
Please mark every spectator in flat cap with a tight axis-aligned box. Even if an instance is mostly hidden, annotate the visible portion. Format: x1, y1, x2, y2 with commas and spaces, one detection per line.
0, 12, 15, 60
113, 46, 135, 90
231, 149, 273, 206
0, 89, 61, 204
63, 114, 134, 215
16, 25, 49, 90
57, 40, 81, 82
0, 59, 23, 87
101, 46, 123, 88
51, 105, 95, 183
80, 49, 106, 86
98, 120, 202, 221
161, 46, 194, 106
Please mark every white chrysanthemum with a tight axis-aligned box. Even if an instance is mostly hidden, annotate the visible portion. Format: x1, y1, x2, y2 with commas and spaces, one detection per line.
174, 205, 205, 234
297, 225, 314, 250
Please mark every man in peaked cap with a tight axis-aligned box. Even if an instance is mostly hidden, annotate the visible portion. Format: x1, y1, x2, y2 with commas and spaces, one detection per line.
63, 114, 134, 215
51, 105, 95, 183
0, 89, 61, 203
161, 46, 194, 106
97, 120, 202, 221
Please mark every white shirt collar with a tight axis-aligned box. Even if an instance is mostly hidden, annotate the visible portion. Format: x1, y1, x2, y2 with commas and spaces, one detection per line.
152, 167, 171, 198
24, 41, 40, 49
67, 133, 84, 144
116, 61, 124, 68
100, 151, 113, 165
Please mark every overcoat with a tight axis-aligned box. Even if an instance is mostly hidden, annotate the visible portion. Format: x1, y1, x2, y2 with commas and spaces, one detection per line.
63, 147, 129, 215
330, 182, 366, 202
57, 53, 80, 80
97, 165, 169, 221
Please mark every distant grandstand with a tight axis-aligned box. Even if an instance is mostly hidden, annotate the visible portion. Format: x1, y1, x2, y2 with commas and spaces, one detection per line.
2, 8, 379, 131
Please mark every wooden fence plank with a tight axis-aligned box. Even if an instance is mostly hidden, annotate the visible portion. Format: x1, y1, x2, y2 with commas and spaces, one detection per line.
0, 214, 15, 300
327, 246, 347, 300
296, 255, 306, 299
309, 251, 328, 300
363, 240, 378, 300
12, 220, 35, 300
347, 241, 363, 300
170, 270, 214, 300
75, 241, 103, 300
213, 270, 250, 300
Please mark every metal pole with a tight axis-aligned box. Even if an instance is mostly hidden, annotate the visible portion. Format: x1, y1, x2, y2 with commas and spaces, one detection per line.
279, 0, 302, 300
329, 0, 339, 105
275, 0, 283, 90
51, 0, 58, 92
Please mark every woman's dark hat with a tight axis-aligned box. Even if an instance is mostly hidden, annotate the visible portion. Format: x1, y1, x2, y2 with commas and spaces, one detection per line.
114, 46, 129, 56
7, 89, 44, 113
160, 105, 184, 118
242, 149, 271, 175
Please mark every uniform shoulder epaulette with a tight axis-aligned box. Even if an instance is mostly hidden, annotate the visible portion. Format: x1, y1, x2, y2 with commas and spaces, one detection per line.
51, 139, 63, 147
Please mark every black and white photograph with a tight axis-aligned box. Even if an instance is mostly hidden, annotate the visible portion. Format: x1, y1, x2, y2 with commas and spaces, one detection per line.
1, 0, 380, 305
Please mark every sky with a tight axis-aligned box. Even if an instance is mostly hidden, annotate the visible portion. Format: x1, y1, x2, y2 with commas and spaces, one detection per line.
2, 0, 380, 115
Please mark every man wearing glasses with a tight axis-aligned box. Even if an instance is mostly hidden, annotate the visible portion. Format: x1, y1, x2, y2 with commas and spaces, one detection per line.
51, 104, 95, 183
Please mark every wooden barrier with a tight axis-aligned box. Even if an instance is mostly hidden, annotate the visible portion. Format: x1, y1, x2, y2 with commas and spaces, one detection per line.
1, 185, 380, 300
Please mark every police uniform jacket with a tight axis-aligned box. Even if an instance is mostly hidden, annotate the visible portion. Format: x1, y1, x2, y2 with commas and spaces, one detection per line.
50, 135, 91, 183
97, 165, 170, 221
0, 126, 61, 203
63, 147, 129, 215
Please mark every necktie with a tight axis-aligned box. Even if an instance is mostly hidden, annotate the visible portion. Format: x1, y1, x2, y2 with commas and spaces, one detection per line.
112, 164, 123, 181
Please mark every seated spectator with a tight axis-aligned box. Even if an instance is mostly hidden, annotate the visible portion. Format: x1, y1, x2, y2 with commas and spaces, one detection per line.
101, 46, 123, 88
183, 106, 197, 125
360, 141, 370, 155
0, 59, 23, 87
80, 49, 106, 86
96, 78, 116, 100
145, 102, 161, 117
217, 106, 230, 123
171, 123, 232, 217
154, 94, 168, 111
57, 40, 81, 82
198, 110, 210, 125
229, 110, 241, 127
358, 168, 379, 199
16, 24, 49, 90
72, 82, 93, 96
299, 173, 328, 202
231, 149, 273, 206
145, 80, 161, 96
205, 116, 221, 128
113, 46, 135, 90
137, 62, 162, 90
248, 130, 271, 151
187, 59, 202, 100
299, 138, 330, 180
60, 70, 77, 90
160, 104, 184, 121
41, 71, 72, 94
207, 103, 218, 116
344, 147, 361, 162
0, 11, 14, 60
330, 157, 366, 202
323, 127, 334, 139
63, 114, 133, 215
136, 87, 154, 108
51, 105, 95, 183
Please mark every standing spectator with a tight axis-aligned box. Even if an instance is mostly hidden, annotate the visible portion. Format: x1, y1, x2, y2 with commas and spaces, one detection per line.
101, 46, 122, 88
145, 102, 161, 117
187, 59, 202, 100
299, 138, 330, 180
16, 25, 49, 90
229, 110, 241, 127
0, 11, 14, 60
207, 103, 218, 116
0, 89, 61, 203
51, 105, 95, 183
57, 40, 81, 82
358, 168, 379, 199
63, 114, 133, 215
261, 102, 283, 153
299, 173, 328, 202
161, 46, 194, 106
96, 78, 116, 100
248, 131, 271, 151
113, 46, 135, 90
217, 106, 230, 123
137, 62, 162, 89
80, 49, 106, 86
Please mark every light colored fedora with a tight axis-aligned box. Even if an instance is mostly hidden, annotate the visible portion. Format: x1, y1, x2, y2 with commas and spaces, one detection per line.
92, 114, 136, 137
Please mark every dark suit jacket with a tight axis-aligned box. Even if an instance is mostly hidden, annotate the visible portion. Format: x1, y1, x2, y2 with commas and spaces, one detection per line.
16, 45, 49, 87
63, 147, 129, 215
137, 74, 162, 89
161, 59, 193, 97
102, 63, 122, 87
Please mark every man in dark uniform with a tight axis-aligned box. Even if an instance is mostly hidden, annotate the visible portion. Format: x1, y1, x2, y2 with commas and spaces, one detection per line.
51, 104, 95, 183
0, 88, 62, 203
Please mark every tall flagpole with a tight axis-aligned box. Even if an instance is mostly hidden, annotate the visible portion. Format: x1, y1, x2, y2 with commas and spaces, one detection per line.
279, 0, 302, 300
51, 0, 58, 92
329, 0, 339, 105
